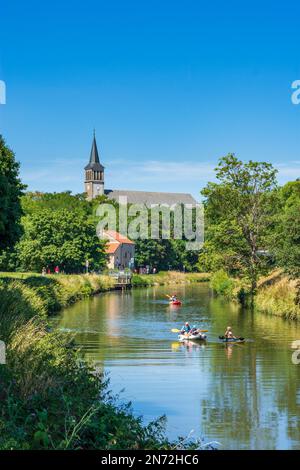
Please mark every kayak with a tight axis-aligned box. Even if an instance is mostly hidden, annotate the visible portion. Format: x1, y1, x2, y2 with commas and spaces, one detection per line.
219, 336, 245, 343
178, 332, 207, 341
170, 300, 182, 306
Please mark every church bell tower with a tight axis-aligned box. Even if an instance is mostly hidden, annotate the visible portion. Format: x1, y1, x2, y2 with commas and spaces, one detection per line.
84, 132, 105, 200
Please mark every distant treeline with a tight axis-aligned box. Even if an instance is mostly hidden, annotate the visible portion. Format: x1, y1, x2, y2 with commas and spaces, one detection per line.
1, 135, 299, 290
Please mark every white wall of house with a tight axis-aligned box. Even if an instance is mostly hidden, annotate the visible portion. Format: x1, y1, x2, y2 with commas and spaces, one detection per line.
108, 243, 135, 269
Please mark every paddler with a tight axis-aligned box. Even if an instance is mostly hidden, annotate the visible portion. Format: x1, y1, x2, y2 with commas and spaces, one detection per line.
180, 322, 191, 335
190, 325, 199, 335
170, 294, 177, 302
224, 326, 236, 340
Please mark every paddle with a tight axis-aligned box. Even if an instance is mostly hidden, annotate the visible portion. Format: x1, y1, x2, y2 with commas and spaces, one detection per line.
171, 328, 208, 333
166, 295, 182, 306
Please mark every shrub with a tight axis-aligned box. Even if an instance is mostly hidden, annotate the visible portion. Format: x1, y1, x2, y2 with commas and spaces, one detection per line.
210, 270, 235, 298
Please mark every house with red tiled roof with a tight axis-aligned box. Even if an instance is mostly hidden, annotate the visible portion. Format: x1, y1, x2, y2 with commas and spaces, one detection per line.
103, 230, 135, 270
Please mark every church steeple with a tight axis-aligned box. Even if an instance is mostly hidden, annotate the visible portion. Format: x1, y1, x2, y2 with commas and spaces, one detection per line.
84, 132, 105, 200
85, 131, 104, 171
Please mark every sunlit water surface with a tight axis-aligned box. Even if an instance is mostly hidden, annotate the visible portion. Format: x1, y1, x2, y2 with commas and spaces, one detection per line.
53, 284, 300, 449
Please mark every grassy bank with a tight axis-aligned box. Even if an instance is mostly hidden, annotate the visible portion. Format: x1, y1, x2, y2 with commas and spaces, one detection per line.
0, 273, 115, 317
132, 271, 210, 287
0, 273, 203, 449
209, 269, 300, 320
255, 271, 300, 320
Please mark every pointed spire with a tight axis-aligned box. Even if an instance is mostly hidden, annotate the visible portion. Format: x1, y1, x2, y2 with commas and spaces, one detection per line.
89, 131, 100, 164
85, 131, 104, 171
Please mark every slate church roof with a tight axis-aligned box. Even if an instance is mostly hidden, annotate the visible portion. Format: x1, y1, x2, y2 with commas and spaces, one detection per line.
84, 134, 104, 172
104, 189, 197, 207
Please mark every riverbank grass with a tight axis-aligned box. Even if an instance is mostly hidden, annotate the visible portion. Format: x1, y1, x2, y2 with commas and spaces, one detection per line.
209, 268, 300, 320
255, 275, 300, 320
0, 273, 115, 315
132, 271, 210, 287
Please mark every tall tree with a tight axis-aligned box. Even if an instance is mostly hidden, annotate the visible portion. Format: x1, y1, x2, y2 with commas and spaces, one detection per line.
200, 154, 278, 295
0, 135, 26, 250
16, 208, 107, 273
271, 180, 300, 278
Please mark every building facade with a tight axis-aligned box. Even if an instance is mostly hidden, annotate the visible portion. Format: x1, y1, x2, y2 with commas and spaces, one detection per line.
104, 230, 135, 270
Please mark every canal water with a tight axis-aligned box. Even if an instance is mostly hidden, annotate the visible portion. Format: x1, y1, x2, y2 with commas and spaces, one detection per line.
54, 283, 300, 449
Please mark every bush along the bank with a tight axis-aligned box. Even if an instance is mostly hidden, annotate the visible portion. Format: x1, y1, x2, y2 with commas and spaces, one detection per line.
0, 277, 205, 450
210, 270, 251, 305
210, 270, 235, 298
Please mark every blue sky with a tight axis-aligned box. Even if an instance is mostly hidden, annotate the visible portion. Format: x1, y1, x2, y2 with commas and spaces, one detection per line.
0, 0, 300, 199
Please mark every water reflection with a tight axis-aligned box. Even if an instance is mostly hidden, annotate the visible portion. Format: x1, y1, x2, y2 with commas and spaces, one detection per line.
54, 283, 300, 449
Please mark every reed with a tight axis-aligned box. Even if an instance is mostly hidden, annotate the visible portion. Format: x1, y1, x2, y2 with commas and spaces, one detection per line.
132, 271, 210, 287
255, 276, 300, 320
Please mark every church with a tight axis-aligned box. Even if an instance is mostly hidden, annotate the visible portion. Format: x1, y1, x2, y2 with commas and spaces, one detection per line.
84, 135, 197, 207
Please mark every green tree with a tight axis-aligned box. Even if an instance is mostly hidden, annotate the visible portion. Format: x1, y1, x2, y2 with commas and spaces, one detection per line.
0, 135, 26, 251
134, 239, 173, 271
17, 208, 107, 273
200, 154, 279, 295
21, 191, 91, 216
271, 180, 300, 278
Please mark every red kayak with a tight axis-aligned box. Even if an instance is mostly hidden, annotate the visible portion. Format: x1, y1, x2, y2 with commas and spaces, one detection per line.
170, 300, 182, 306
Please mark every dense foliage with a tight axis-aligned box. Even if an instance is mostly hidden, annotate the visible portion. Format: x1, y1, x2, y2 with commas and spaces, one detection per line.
199, 154, 279, 294
0, 135, 26, 251
1, 186, 200, 273
270, 180, 300, 278
17, 207, 107, 273
134, 239, 199, 272
0, 192, 108, 273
